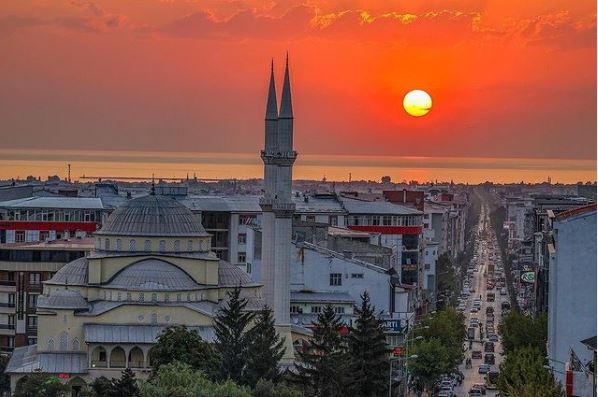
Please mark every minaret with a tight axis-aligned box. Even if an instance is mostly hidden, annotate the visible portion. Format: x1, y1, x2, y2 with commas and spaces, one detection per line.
260, 56, 297, 362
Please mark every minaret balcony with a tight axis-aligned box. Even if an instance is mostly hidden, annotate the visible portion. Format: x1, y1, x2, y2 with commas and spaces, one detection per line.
259, 197, 275, 211
273, 202, 296, 218
260, 150, 297, 166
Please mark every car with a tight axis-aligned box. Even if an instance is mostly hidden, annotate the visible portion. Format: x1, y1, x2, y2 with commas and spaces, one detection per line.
484, 353, 496, 365
472, 383, 487, 395
440, 386, 454, 396
484, 341, 495, 352
470, 307, 479, 313
469, 389, 482, 397
479, 364, 491, 374
472, 350, 483, 359
440, 379, 455, 389
500, 288, 507, 296
438, 391, 452, 397
489, 334, 499, 342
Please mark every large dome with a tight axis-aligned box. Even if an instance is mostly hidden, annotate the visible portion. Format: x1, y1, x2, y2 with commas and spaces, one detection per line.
106, 259, 200, 291
97, 195, 207, 237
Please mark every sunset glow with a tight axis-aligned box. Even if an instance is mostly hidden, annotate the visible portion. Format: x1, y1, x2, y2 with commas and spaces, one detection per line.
403, 90, 432, 117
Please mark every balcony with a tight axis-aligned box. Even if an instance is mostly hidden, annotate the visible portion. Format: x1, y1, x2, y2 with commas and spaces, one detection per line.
0, 281, 15, 286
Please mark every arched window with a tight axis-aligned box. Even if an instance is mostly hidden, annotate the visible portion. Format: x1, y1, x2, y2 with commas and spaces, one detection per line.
144, 240, 151, 252
151, 293, 157, 303
173, 240, 180, 253
159, 240, 166, 253
110, 347, 126, 368
187, 240, 193, 251
59, 332, 68, 351
129, 239, 136, 252
72, 338, 80, 351
91, 346, 107, 368
105, 239, 110, 250
116, 239, 122, 250
139, 293, 144, 302
151, 313, 158, 324
128, 346, 144, 368
47, 338, 55, 351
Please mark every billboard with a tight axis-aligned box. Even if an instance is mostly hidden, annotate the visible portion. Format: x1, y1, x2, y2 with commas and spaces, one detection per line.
521, 272, 535, 283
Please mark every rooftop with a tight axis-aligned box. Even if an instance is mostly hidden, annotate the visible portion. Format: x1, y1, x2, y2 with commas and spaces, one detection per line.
0, 196, 103, 210
105, 259, 200, 291
0, 238, 95, 251
555, 203, 597, 221
339, 197, 422, 215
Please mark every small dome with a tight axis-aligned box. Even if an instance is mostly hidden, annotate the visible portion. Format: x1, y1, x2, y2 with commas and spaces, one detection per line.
218, 261, 256, 286
37, 289, 88, 310
47, 257, 88, 286
96, 195, 207, 237
106, 259, 199, 291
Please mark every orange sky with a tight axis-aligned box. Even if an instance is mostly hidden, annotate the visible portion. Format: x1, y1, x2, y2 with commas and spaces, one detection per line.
0, 0, 596, 161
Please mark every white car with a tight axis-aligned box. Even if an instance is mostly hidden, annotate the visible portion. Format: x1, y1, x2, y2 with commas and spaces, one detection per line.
500, 288, 507, 295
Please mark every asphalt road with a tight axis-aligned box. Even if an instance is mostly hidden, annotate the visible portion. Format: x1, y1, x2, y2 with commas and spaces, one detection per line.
453, 203, 507, 397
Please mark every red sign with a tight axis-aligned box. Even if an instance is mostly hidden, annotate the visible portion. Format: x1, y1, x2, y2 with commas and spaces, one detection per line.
58, 373, 70, 379
347, 226, 422, 235
392, 346, 403, 356
0, 221, 97, 232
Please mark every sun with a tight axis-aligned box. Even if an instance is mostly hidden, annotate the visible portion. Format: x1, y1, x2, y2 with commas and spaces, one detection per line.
403, 90, 432, 117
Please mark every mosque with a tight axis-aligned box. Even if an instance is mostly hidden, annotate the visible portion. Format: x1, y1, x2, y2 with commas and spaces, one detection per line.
5, 57, 300, 392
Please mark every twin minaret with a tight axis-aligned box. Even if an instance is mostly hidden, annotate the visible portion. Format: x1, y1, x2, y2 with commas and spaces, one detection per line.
260, 56, 296, 341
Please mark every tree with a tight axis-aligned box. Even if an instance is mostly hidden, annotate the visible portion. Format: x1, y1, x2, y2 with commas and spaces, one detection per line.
113, 368, 140, 397
415, 308, 465, 372
498, 347, 563, 397
244, 307, 285, 387
499, 312, 547, 355
88, 376, 114, 396
150, 324, 220, 380
214, 286, 256, 383
13, 370, 69, 397
139, 361, 252, 397
345, 292, 389, 397
0, 354, 10, 394
253, 379, 301, 397
436, 253, 459, 308
408, 338, 451, 391
294, 304, 347, 397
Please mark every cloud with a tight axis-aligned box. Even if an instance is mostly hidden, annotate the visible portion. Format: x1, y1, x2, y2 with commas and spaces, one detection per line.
69, 0, 105, 17
0, 15, 47, 36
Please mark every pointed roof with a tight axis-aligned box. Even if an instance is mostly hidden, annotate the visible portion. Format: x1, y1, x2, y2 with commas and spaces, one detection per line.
279, 54, 293, 119
265, 59, 278, 120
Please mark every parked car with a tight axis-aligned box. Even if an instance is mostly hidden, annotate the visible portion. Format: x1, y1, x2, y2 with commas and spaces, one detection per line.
484, 341, 495, 353
472, 383, 487, 395
472, 350, 483, 359
484, 353, 495, 365
489, 334, 499, 342
479, 364, 491, 374
500, 288, 507, 296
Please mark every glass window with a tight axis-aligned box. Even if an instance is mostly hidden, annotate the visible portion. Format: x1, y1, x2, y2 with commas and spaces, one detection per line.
238, 234, 247, 244
329, 273, 342, 286
105, 239, 110, 250
116, 239, 122, 250
29, 273, 41, 286
27, 294, 38, 309
290, 305, 301, 313
351, 273, 364, 279
174, 240, 180, 253
238, 252, 246, 263
139, 293, 144, 302
310, 306, 322, 313
187, 240, 193, 251
159, 240, 166, 253
334, 307, 345, 314
144, 240, 151, 252
329, 216, 338, 226
129, 239, 136, 252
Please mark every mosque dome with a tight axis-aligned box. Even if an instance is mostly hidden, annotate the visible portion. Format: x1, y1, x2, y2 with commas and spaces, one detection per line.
37, 289, 88, 310
96, 195, 207, 237
106, 259, 200, 291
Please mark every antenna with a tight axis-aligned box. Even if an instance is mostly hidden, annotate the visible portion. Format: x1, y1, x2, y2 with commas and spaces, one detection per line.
67, 164, 71, 183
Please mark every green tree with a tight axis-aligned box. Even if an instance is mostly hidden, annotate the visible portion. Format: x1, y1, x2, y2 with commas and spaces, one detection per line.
113, 368, 140, 397
13, 370, 69, 397
499, 312, 547, 355
498, 347, 563, 397
139, 361, 252, 397
88, 376, 114, 396
253, 379, 301, 397
437, 253, 459, 308
345, 292, 389, 397
214, 286, 256, 383
415, 308, 465, 372
294, 304, 347, 397
0, 354, 10, 394
244, 307, 285, 387
408, 338, 451, 391
150, 324, 220, 380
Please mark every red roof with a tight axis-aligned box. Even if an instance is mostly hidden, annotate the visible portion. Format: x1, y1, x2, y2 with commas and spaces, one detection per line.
556, 203, 597, 221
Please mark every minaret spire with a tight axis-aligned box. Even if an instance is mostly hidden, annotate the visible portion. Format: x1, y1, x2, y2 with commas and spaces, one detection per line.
279, 53, 293, 119
265, 59, 278, 120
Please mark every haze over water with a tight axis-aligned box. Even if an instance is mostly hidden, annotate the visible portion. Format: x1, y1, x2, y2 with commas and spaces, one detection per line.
0, 149, 594, 184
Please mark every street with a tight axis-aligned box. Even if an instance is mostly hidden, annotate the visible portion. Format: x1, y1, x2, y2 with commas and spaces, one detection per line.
453, 202, 508, 397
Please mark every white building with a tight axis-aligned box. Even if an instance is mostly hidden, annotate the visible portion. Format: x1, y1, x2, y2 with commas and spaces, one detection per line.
547, 204, 596, 392
423, 241, 439, 310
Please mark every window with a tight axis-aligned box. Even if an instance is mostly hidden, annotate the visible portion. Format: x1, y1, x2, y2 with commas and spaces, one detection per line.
246, 262, 252, 274
372, 216, 380, 226
151, 293, 157, 302
7, 315, 15, 327
144, 240, 151, 252
105, 239, 111, 250
29, 273, 41, 286
8, 294, 15, 306
47, 339, 54, 351
310, 306, 322, 313
329, 273, 342, 286
129, 239, 136, 252
238, 252, 246, 263
126, 292, 132, 301
15, 231, 25, 243
174, 240, 181, 252
351, 273, 364, 279
164, 294, 170, 303
290, 305, 302, 313
334, 307, 345, 314
139, 293, 144, 302
329, 216, 338, 226
159, 240, 166, 253
306, 215, 316, 223
27, 294, 38, 309
238, 233, 247, 244
116, 239, 122, 250
27, 315, 38, 329
72, 338, 80, 351
382, 215, 392, 226
187, 240, 193, 251
239, 215, 256, 225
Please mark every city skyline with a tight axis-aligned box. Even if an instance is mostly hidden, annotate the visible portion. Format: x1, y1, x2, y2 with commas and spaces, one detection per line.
1, 0, 596, 166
